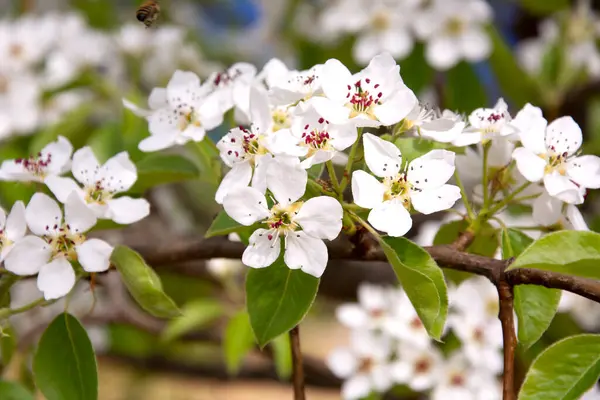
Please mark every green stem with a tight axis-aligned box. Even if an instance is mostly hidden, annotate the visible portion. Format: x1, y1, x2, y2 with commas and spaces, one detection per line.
510, 194, 540, 204
349, 211, 380, 238
487, 182, 532, 216
339, 128, 363, 192
325, 161, 341, 196
453, 170, 475, 221
0, 297, 46, 320
482, 142, 491, 208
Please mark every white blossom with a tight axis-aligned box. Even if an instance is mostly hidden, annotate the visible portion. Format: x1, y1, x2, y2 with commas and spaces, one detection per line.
45, 147, 150, 224
222, 186, 342, 277
0, 201, 26, 261
4, 193, 113, 300
391, 343, 444, 391
453, 99, 517, 146
336, 284, 399, 332
352, 133, 460, 236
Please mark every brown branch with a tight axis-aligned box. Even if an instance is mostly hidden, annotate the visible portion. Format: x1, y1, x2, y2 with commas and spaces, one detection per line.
290, 326, 306, 400
497, 277, 517, 400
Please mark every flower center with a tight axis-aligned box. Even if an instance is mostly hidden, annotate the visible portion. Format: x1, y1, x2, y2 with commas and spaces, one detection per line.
43, 223, 85, 261
238, 127, 269, 158
449, 372, 466, 387
9, 43, 23, 59
486, 298, 499, 317
445, 18, 465, 36
383, 173, 414, 209
14, 152, 53, 178
543, 148, 568, 175
301, 117, 332, 154
272, 108, 291, 132
410, 316, 424, 330
0, 230, 11, 253
85, 180, 115, 205
472, 327, 485, 343
414, 357, 432, 374
213, 68, 243, 88
371, 12, 390, 31
345, 78, 383, 119
265, 202, 302, 235
175, 106, 201, 132
358, 357, 374, 373
0, 75, 8, 94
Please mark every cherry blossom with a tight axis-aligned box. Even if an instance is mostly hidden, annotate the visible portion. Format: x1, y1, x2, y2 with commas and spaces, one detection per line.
4, 193, 113, 300
0, 201, 26, 261
222, 186, 342, 277
311, 53, 417, 127
123, 70, 224, 152
512, 105, 600, 204
327, 330, 394, 400
0, 136, 73, 182
352, 133, 460, 236
45, 147, 150, 224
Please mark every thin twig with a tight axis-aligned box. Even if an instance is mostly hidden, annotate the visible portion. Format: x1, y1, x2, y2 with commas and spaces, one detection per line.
290, 325, 306, 400
497, 278, 517, 400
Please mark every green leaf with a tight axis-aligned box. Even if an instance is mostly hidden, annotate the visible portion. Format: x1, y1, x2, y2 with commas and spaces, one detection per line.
519, 0, 570, 15
87, 123, 123, 164
224, 311, 256, 375
444, 61, 487, 114
161, 299, 223, 342
502, 229, 561, 349
0, 325, 16, 367
394, 137, 465, 164
271, 333, 292, 380
307, 163, 325, 180
0, 381, 34, 400
487, 26, 540, 107
379, 237, 448, 340
186, 140, 221, 184
110, 245, 181, 318
518, 334, 600, 400
33, 313, 98, 400
130, 154, 200, 193
246, 257, 319, 347
434, 220, 499, 257
205, 211, 243, 238
507, 231, 600, 280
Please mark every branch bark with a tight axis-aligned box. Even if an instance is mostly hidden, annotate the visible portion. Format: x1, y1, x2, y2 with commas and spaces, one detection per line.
290, 326, 306, 400
497, 278, 517, 400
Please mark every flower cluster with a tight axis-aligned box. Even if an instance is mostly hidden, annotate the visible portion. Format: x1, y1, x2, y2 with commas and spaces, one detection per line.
327, 281, 502, 400
0, 137, 150, 300
311, 0, 493, 69
0, 12, 215, 141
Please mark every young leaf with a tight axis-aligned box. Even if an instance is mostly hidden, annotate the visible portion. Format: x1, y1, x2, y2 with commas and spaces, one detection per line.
161, 299, 224, 342
519, 334, 600, 400
444, 61, 487, 114
33, 313, 98, 400
519, 0, 570, 15
224, 311, 256, 375
271, 333, 292, 380
507, 231, 600, 280
394, 138, 464, 164
0, 381, 34, 400
502, 229, 561, 349
379, 237, 448, 340
110, 245, 181, 318
246, 257, 319, 347
129, 154, 200, 193
487, 26, 540, 107
205, 211, 243, 238
434, 220, 499, 257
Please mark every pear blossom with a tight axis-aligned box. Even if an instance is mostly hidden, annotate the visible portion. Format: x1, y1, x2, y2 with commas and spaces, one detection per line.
449, 313, 503, 374
271, 104, 357, 168
44, 147, 150, 224
206, 258, 244, 279
351, 133, 460, 237
559, 292, 600, 331
451, 277, 499, 323
512, 106, 600, 204
336, 284, 398, 332
0, 136, 73, 182
401, 104, 466, 143
311, 53, 417, 127
203, 62, 257, 116
0, 201, 26, 260
4, 193, 113, 300
123, 70, 224, 152
215, 87, 307, 204
453, 99, 517, 146
532, 188, 589, 231
0, 72, 41, 138
414, 0, 493, 70
384, 289, 435, 349
267, 63, 324, 106
391, 344, 444, 391
222, 186, 342, 277
432, 352, 501, 400
327, 330, 394, 400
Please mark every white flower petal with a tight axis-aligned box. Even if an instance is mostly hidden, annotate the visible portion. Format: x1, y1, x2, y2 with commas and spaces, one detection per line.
76, 239, 113, 272
45, 176, 84, 203
5, 201, 26, 242
37, 258, 75, 300
420, 119, 465, 143
335, 305, 369, 329
43, 136, 74, 176
426, 36, 460, 70
368, 201, 412, 237
251, 153, 272, 194
363, 133, 402, 178
407, 150, 455, 189
64, 192, 97, 233
249, 86, 272, 134
138, 133, 177, 152
267, 156, 307, 205
122, 98, 151, 118
4, 236, 50, 275
25, 193, 62, 236
352, 170, 385, 209
215, 162, 253, 204
512, 147, 546, 182
353, 33, 385, 65
373, 87, 418, 126
308, 97, 351, 125
295, 196, 343, 240
412, 184, 461, 214
106, 197, 150, 224
544, 172, 582, 202
284, 232, 328, 277
99, 152, 138, 193
563, 205, 589, 231
71, 147, 100, 187
545, 116, 582, 156
512, 104, 547, 154
567, 155, 600, 189
321, 58, 353, 104
148, 87, 168, 109
223, 187, 269, 226
326, 348, 358, 379
242, 228, 281, 268
460, 27, 491, 62
342, 375, 372, 400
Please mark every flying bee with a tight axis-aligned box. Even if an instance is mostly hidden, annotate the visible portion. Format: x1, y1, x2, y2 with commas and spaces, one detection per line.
136, 1, 160, 29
